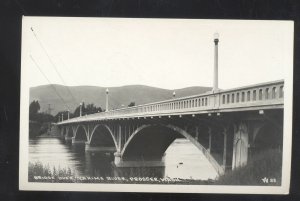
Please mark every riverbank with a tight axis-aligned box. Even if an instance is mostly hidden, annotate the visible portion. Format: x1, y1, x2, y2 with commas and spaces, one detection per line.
36, 133, 61, 138
215, 149, 282, 186
28, 161, 214, 185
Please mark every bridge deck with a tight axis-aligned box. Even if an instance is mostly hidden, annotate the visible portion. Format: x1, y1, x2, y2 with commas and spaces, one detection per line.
58, 80, 284, 125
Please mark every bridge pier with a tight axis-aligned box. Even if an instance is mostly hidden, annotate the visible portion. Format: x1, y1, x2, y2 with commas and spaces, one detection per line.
64, 136, 73, 142
71, 137, 86, 144
114, 152, 122, 165
114, 152, 165, 167
232, 122, 249, 170
85, 142, 116, 152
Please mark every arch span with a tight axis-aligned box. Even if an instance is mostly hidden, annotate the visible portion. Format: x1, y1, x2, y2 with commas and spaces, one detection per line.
89, 124, 117, 149
121, 124, 224, 174
74, 125, 88, 141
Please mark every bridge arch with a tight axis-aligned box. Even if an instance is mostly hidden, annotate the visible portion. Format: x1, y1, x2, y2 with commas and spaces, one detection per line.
74, 124, 88, 141
121, 124, 224, 174
89, 124, 118, 149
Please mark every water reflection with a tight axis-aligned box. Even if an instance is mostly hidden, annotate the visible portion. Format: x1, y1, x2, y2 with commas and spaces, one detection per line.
29, 138, 218, 180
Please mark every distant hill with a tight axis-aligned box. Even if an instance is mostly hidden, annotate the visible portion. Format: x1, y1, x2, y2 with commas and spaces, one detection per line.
29, 84, 212, 115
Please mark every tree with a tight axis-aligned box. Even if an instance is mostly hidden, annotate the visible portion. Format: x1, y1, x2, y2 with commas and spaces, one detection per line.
29, 101, 40, 117
55, 111, 69, 121
72, 102, 102, 117
85, 103, 102, 115
128, 102, 135, 107
29, 100, 55, 138
29, 100, 41, 120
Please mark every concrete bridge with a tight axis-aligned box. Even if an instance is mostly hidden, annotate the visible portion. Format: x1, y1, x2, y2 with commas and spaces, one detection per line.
56, 80, 284, 175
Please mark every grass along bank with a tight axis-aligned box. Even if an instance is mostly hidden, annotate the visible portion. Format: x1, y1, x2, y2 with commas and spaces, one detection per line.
28, 161, 213, 184
216, 149, 282, 185
28, 162, 76, 183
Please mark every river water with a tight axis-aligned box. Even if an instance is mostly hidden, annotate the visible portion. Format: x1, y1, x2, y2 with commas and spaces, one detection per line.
29, 138, 218, 181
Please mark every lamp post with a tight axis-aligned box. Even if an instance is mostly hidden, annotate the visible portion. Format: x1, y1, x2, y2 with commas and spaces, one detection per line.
173, 91, 176, 98
79, 102, 82, 117
213, 32, 219, 92
106, 88, 109, 112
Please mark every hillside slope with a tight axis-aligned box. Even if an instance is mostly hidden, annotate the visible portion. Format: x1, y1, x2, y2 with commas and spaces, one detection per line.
30, 84, 212, 115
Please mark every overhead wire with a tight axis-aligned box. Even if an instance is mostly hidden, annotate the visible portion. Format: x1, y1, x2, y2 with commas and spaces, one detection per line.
30, 27, 79, 104
30, 55, 71, 112
58, 57, 81, 86
30, 27, 123, 111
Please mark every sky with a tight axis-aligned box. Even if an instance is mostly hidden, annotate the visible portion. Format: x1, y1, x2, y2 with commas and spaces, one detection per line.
22, 17, 293, 90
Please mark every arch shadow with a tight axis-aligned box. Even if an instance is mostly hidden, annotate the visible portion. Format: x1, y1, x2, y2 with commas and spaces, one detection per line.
253, 121, 283, 154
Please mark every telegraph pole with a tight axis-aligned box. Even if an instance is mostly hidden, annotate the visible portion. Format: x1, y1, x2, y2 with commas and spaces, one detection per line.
80, 102, 82, 117
48, 104, 53, 115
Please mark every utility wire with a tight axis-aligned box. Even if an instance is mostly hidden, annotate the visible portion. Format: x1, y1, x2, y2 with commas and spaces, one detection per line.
30, 27, 78, 104
58, 57, 81, 86
31, 27, 123, 111
30, 55, 71, 112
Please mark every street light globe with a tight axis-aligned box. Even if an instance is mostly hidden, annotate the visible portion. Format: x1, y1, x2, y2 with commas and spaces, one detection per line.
214, 32, 219, 40
80, 102, 82, 106
106, 88, 109, 94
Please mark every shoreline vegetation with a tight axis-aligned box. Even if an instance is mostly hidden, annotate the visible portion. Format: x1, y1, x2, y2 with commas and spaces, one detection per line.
215, 149, 282, 186
28, 162, 214, 185
28, 149, 282, 185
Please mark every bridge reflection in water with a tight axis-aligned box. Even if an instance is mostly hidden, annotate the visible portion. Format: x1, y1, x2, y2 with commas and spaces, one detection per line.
56, 80, 284, 176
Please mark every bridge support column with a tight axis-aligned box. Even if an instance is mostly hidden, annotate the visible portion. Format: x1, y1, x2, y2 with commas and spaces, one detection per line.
195, 126, 199, 141
60, 127, 64, 136
208, 128, 212, 153
222, 128, 227, 170
232, 122, 249, 170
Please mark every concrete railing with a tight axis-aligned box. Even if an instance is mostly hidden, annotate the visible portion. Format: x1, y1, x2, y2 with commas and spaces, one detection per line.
58, 80, 284, 124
